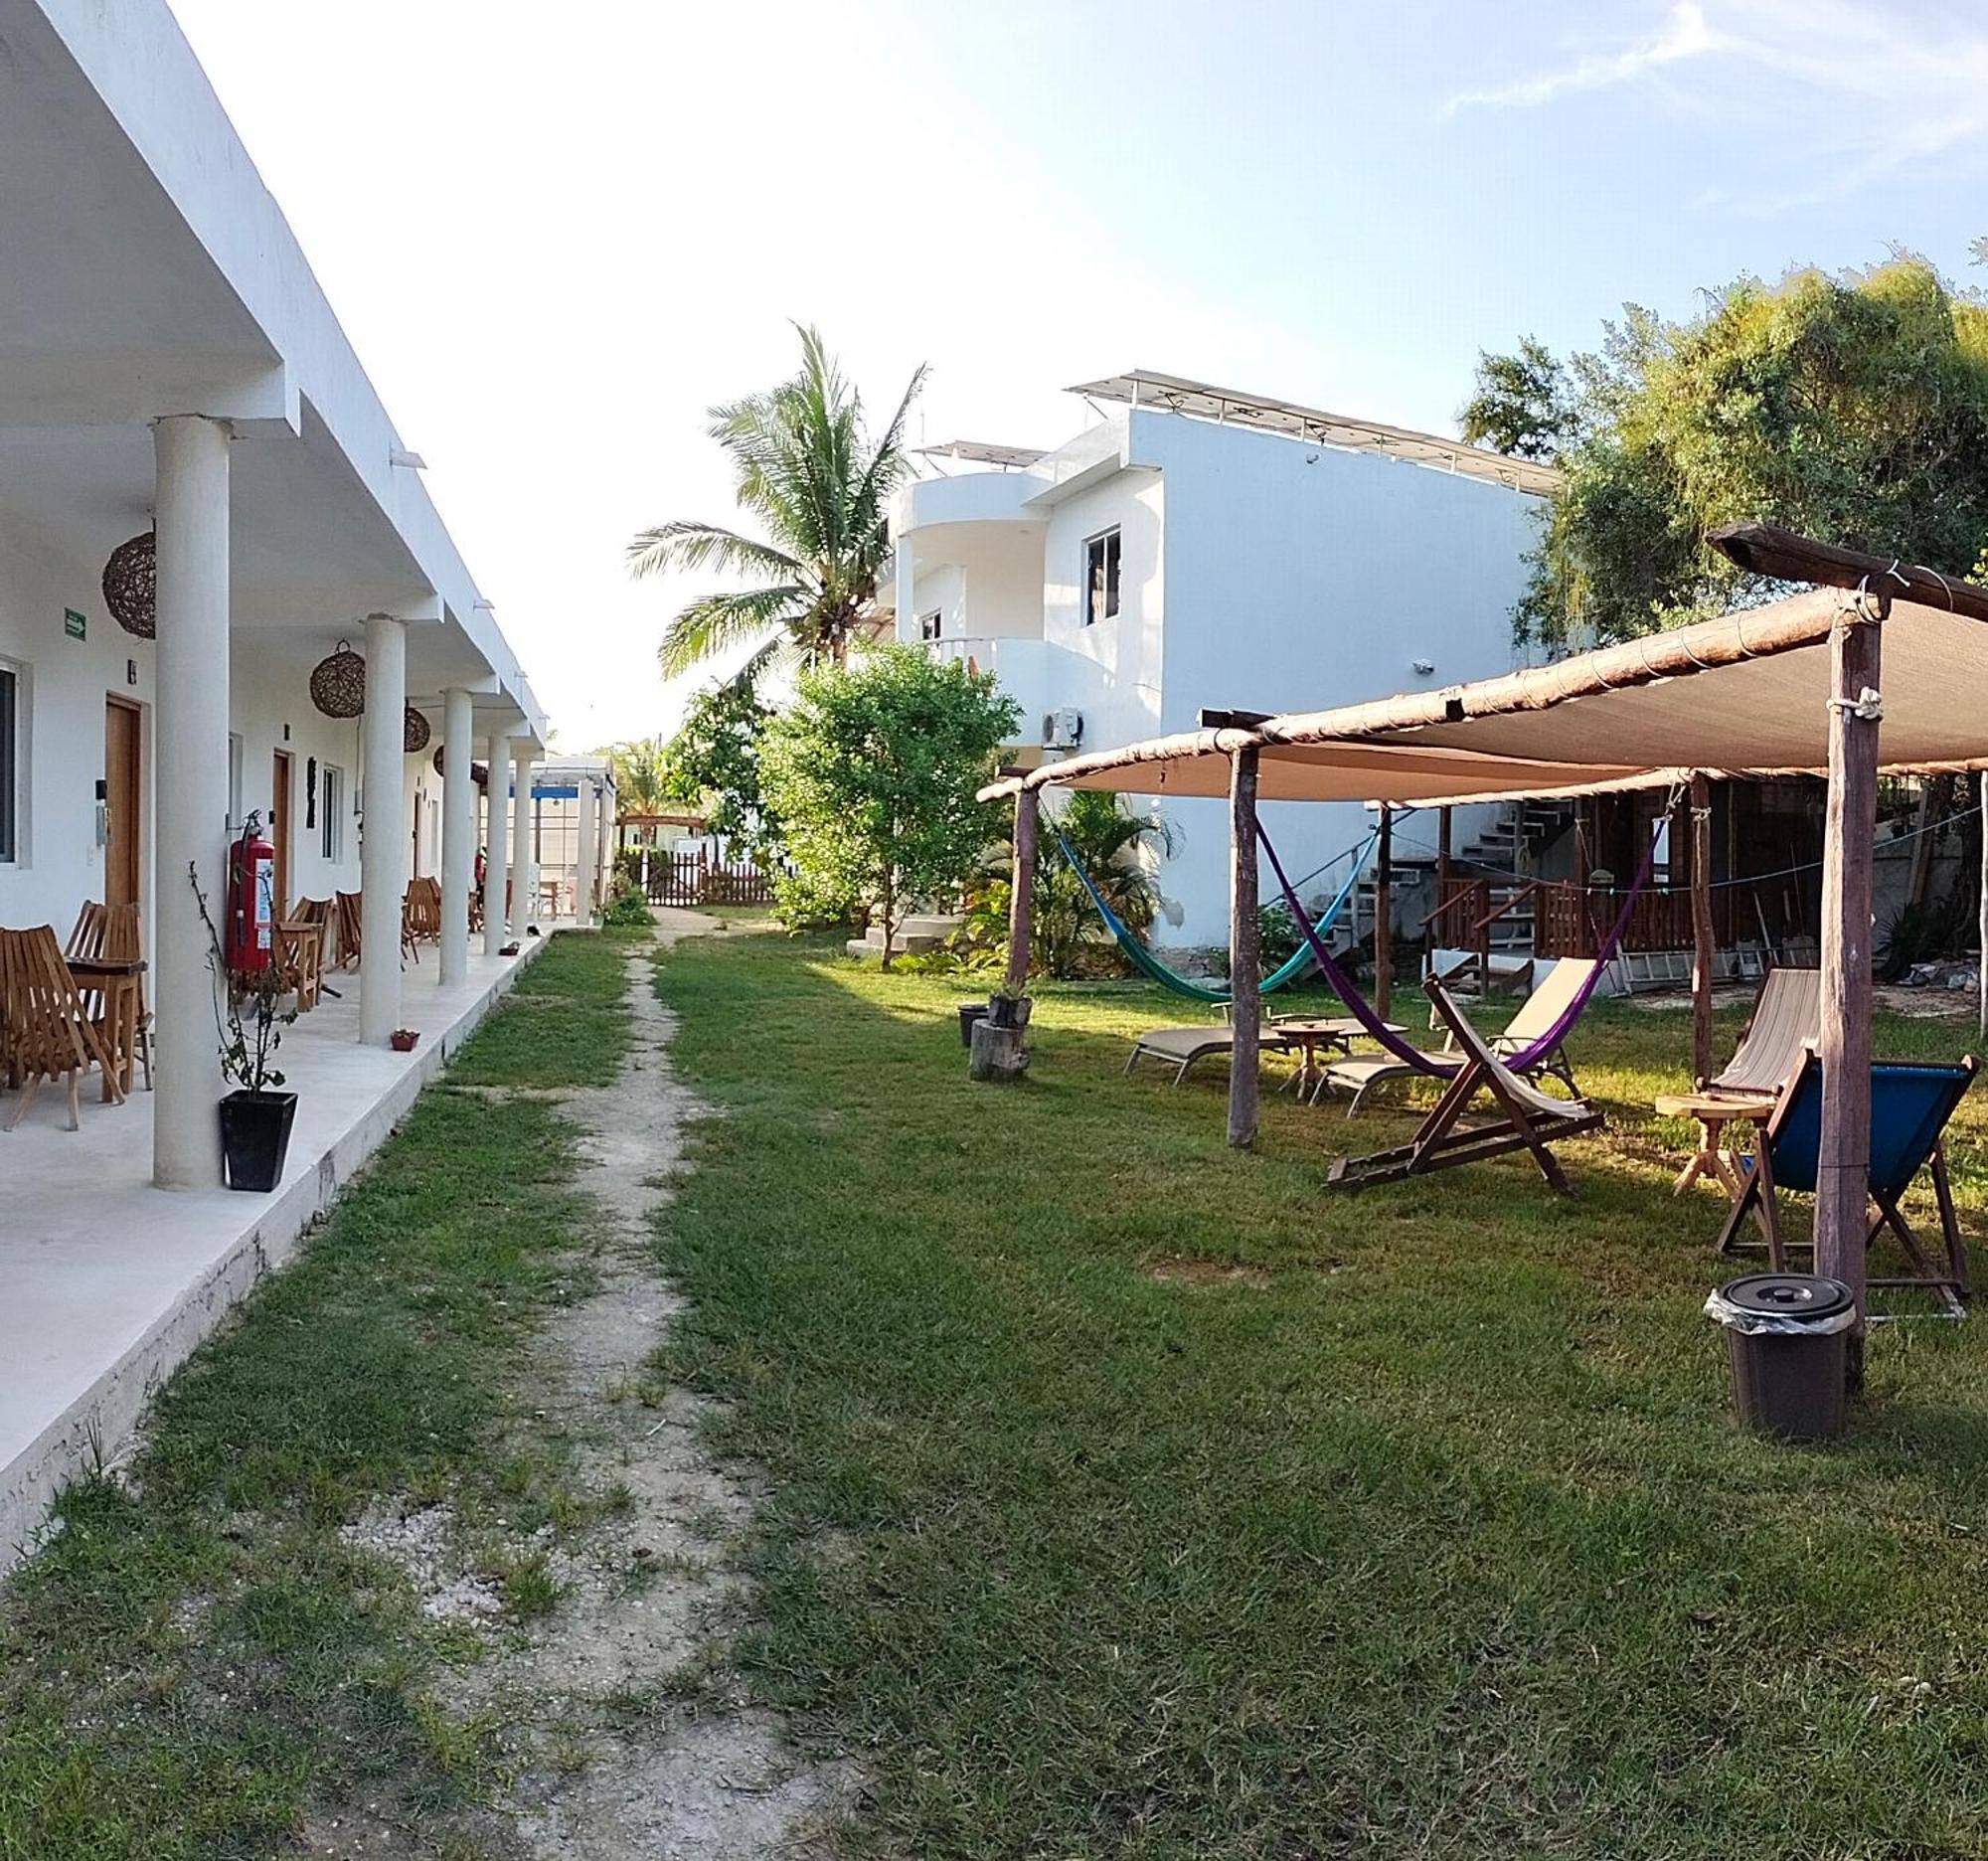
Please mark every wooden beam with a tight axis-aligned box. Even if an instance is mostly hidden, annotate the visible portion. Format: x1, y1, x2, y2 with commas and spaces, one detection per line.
1198, 707, 1274, 731
1375, 805, 1393, 1021
1228, 749, 1261, 1149
1816, 602, 1884, 1386
1006, 787, 1038, 994
1689, 771, 1716, 1086
1709, 522, 1988, 623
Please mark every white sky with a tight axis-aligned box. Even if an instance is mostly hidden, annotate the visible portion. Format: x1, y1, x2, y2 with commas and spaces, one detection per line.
166, 0, 1988, 751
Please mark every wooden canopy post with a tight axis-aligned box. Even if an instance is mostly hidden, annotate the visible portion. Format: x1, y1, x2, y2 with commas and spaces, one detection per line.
1007, 784, 1038, 993
1434, 805, 1452, 965
1375, 804, 1393, 1021
1978, 771, 1987, 1043
1229, 748, 1261, 1149
1689, 772, 1716, 1086
1816, 598, 1884, 1380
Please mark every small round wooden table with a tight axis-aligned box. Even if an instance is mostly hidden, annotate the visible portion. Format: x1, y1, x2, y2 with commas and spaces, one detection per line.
1652, 1091, 1773, 1196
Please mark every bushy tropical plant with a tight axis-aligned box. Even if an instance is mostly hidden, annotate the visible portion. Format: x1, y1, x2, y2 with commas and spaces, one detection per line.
1466, 256, 1988, 650
628, 326, 926, 681
662, 676, 778, 854
759, 646, 1020, 964
974, 790, 1176, 979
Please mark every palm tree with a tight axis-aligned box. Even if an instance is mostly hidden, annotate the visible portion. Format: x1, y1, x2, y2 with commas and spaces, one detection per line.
603, 736, 671, 817
628, 326, 927, 680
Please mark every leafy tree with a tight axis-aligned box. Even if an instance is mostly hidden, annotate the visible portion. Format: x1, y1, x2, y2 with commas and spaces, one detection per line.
1476, 257, 1988, 651
662, 678, 777, 853
1459, 335, 1574, 462
974, 790, 1175, 978
628, 325, 926, 680
760, 646, 1020, 965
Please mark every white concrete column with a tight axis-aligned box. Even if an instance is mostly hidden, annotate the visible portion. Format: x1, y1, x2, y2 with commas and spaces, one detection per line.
894, 533, 915, 643
576, 775, 597, 923
510, 741, 535, 931
519, 763, 541, 927
596, 782, 614, 907
439, 687, 474, 986
152, 415, 232, 1189
482, 731, 511, 955
359, 612, 408, 1044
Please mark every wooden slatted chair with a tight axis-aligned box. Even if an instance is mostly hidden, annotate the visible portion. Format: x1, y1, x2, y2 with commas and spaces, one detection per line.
1328, 974, 1603, 1194
333, 891, 364, 969
1, 925, 124, 1130
65, 900, 153, 1091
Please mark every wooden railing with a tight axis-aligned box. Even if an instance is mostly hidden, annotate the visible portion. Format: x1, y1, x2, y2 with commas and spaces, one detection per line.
1425, 873, 1784, 962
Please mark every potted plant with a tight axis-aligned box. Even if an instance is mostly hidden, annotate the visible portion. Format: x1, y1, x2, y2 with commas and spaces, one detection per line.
987, 981, 1033, 1031
190, 862, 298, 1193
390, 1028, 420, 1053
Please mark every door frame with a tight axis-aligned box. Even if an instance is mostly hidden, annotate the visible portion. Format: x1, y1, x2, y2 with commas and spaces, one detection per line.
270, 748, 293, 921
103, 694, 144, 910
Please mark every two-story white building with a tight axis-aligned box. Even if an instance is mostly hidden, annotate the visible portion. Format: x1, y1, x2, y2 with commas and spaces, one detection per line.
885, 372, 1558, 948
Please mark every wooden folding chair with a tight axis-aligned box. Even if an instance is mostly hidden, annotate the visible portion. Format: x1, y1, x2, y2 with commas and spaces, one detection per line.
333, 892, 363, 969
1, 926, 125, 1130
1328, 975, 1604, 1193
1701, 965, 1821, 1097
66, 900, 153, 1092
1715, 1050, 1976, 1315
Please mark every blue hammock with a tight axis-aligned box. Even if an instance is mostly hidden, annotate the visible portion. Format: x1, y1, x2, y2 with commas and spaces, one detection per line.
1054, 825, 1376, 1006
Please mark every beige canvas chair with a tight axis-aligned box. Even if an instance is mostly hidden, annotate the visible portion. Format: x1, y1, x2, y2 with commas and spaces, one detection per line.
1, 925, 124, 1130
1320, 956, 1597, 1113
1328, 974, 1603, 1193
1701, 964, 1821, 1098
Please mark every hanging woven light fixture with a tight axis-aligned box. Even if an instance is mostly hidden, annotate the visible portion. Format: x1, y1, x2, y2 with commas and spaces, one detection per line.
309, 640, 367, 719
404, 705, 431, 753
431, 745, 490, 784
102, 532, 157, 639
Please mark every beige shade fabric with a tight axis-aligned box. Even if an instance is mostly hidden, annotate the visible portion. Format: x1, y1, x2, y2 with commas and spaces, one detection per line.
983, 591, 1988, 807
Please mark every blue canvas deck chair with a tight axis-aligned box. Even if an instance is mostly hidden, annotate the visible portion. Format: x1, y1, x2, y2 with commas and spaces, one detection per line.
1714, 1050, 1977, 1316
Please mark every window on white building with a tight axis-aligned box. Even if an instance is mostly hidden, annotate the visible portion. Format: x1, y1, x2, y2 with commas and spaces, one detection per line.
321, 764, 345, 861
1083, 528, 1121, 625
0, 661, 18, 864
919, 609, 942, 641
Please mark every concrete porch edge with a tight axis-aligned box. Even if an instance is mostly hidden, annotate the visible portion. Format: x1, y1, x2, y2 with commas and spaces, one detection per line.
0, 928, 570, 1573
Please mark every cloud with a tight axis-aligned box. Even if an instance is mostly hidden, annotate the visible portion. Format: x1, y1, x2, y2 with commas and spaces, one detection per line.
1448, 0, 1988, 210
1447, 3, 1718, 113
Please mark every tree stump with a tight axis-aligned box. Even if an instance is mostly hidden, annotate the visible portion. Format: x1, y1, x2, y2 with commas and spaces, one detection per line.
969, 1019, 1029, 1083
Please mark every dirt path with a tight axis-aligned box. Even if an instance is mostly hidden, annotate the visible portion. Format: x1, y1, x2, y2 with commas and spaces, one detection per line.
324, 914, 857, 1858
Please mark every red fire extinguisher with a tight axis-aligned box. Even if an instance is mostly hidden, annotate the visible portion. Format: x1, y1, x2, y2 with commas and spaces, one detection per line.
226, 813, 275, 973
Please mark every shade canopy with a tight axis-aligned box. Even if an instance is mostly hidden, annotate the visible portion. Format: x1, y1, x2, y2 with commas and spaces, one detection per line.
982, 586, 1988, 807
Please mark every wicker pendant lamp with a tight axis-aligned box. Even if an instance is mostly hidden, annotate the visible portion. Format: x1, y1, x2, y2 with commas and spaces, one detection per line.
404, 706, 431, 754
102, 532, 157, 639
310, 640, 367, 719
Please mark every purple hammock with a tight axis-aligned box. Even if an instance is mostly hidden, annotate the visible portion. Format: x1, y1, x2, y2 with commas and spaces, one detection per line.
1254, 808, 1665, 1079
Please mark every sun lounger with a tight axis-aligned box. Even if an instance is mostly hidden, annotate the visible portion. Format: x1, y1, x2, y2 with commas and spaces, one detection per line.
1125, 1017, 1368, 1088
1328, 974, 1603, 1192
1319, 957, 1596, 1113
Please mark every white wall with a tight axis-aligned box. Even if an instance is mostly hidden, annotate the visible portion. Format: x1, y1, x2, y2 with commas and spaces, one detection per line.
1115, 411, 1537, 946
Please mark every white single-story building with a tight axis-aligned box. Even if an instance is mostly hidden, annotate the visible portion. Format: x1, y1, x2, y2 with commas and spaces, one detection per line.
0, 0, 570, 1560
884, 372, 1557, 947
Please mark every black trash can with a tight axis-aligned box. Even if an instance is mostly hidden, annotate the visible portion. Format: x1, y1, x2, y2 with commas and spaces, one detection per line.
1705, 1272, 1855, 1442
958, 1002, 991, 1049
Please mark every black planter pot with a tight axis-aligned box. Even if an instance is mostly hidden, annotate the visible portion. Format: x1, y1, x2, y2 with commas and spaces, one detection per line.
958, 1002, 991, 1048
220, 1090, 298, 1193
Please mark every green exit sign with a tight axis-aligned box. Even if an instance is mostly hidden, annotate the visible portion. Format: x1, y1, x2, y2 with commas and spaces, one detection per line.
63, 607, 85, 640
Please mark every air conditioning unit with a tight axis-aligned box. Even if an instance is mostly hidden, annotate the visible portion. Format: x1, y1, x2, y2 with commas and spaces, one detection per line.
1042, 707, 1084, 750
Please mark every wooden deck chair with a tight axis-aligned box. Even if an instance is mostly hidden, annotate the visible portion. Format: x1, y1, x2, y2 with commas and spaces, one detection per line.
0, 926, 124, 1130
1320, 957, 1597, 1114
1701, 964, 1821, 1098
1328, 975, 1603, 1193
332, 891, 363, 969
1714, 1050, 1976, 1315
65, 900, 153, 1091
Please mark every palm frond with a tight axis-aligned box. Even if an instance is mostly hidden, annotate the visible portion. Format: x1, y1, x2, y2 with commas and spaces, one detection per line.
659, 586, 805, 679
626, 520, 809, 585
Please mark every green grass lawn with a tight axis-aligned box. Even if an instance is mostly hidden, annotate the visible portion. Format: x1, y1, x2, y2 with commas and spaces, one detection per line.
0, 931, 644, 1861
653, 934, 1988, 1859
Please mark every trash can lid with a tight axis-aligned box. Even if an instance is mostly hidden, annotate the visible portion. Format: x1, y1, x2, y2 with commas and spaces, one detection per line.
1716, 1272, 1856, 1322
